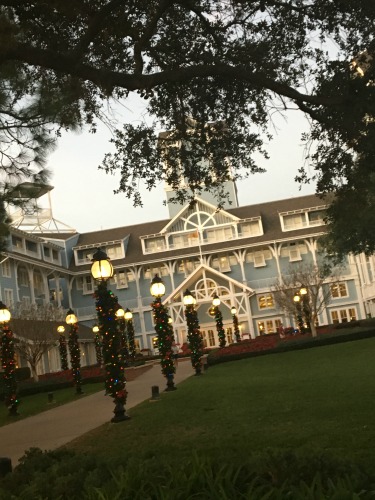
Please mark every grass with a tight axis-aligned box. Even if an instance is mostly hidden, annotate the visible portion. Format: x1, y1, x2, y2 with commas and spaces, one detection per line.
0, 382, 104, 427
67, 337, 375, 469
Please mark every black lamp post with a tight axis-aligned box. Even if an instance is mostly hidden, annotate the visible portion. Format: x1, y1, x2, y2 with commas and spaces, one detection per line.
57, 325, 69, 371
212, 293, 226, 348
0, 301, 19, 416
183, 289, 204, 375
150, 274, 176, 391
230, 306, 241, 342
92, 325, 103, 366
66, 308, 83, 394
293, 292, 305, 333
91, 248, 129, 422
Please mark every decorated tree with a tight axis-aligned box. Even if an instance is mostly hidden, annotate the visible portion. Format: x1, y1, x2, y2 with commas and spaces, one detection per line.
57, 326, 69, 371
150, 275, 176, 391
94, 280, 129, 421
92, 325, 103, 366
0, 2, 374, 254
65, 309, 83, 395
231, 307, 241, 343
125, 310, 137, 365
1, 323, 19, 416
212, 294, 226, 348
183, 290, 204, 376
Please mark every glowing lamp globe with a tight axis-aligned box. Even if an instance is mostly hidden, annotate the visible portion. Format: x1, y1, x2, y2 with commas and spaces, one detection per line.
212, 294, 221, 307
230, 306, 237, 315
92, 325, 99, 333
150, 274, 165, 298
124, 308, 133, 320
91, 248, 113, 280
57, 325, 65, 334
0, 301, 11, 323
300, 287, 308, 295
293, 294, 301, 303
66, 308, 78, 325
116, 307, 125, 319
183, 289, 195, 306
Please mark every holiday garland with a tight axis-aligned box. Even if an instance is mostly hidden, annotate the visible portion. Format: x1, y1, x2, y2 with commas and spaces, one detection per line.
232, 313, 241, 342
1, 324, 19, 415
67, 323, 83, 394
94, 332, 103, 365
184, 304, 204, 375
214, 306, 226, 348
58, 333, 69, 370
94, 281, 128, 420
152, 298, 176, 390
126, 318, 136, 364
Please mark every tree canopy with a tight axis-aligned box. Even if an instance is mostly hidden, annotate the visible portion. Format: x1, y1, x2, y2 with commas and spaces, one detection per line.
0, 1, 374, 254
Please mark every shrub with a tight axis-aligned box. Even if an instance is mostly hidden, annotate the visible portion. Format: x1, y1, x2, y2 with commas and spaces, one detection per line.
15, 367, 31, 381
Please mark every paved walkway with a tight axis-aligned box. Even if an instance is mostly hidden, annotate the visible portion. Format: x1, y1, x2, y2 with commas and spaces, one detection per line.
0, 360, 194, 468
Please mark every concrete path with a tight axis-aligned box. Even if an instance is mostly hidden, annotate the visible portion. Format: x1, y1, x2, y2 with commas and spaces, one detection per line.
0, 359, 194, 468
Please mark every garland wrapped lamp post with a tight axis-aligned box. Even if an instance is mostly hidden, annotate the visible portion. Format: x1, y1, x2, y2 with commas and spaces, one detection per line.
183, 289, 204, 376
115, 305, 129, 363
212, 293, 226, 348
293, 291, 305, 334
57, 325, 69, 371
0, 302, 19, 416
125, 308, 136, 364
92, 325, 103, 366
150, 274, 176, 391
91, 248, 129, 422
66, 309, 83, 394
230, 306, 241, 343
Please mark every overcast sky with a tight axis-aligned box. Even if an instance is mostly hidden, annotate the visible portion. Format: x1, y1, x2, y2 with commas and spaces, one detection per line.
46, 96, 316, 234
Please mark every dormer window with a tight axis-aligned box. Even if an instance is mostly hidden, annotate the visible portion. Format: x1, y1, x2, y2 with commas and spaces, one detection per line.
144, 237, 166, 253
308, 210, 325, 226
239, 219, 262, 237
106, 244, 123, 260
283, 213, 305, 230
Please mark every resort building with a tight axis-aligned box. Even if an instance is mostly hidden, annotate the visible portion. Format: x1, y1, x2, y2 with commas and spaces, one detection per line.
1, 179, 375, 375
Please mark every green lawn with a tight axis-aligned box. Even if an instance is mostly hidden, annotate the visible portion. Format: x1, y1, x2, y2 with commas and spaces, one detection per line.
68, 337, 375, 468
0, 382, 104, 427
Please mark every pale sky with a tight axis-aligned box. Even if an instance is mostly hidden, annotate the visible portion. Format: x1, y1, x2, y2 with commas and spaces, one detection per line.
46, 96, 316, 234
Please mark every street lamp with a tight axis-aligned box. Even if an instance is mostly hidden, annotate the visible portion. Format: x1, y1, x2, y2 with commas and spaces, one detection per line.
230, 306, 241, 342
183, 289, 204, 375
91, 247, 129, 422
0, 301, 19, 416
116, 304, 129, 362
92, 325, 103, 366
65, 308, 83, 394
57, 325, 69, 371
212, 293, 226, 348
150, 275, 176, 391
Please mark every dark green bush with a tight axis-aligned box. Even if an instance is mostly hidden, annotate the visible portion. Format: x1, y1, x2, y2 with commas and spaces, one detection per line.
0, 448, 374, 500
15, 367, 31, 381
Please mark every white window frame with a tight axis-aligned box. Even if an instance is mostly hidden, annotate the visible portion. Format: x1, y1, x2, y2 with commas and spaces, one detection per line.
257, 318, 283, 335
330, 307, 357, 324
282, 213, 305, 231
18, 267, 29, 287
289, 244, 302, 262
82, 276, 94, 295
1, 260, 11, 278
254, 251, 266, 268
257, 294, 274, 310
3, 289, 14, 307
240, 220, 262, 237
330, 282, 348, 299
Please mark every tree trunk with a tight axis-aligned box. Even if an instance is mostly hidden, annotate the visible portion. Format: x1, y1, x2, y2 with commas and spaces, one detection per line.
310, 321, 318, 338
31, 366, 39, 382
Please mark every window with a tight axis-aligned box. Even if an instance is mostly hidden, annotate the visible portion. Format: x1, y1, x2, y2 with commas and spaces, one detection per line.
144, 265, 168, 279
331, 308, 357, 324
289, 244, 302, 262
206, 226, 233, 243
331, 282, 348, 298
208, 330, 215, 347
114, 270, 128, 289
254, 251, 266, 267
212, 255, 231, 272
52, 249, 59, 262
50, 288, 63, 301
76, 249, 93, 264
257, 318, 282, 335
145, 238, 165, 253
26, 240, 38, 254
308, 210, 325, 226
107, 244, 123, 260
177, 259, 200, 275
12, 235, 23, 250
226, 327, 234, 344
3, 289, 14, 307
240, 221, 261, 237
258, 294, 274, 310
1, 260, 11, 278
283, 213, 305, 230
18, 267, 29, 286
83, 276, 94, 294
43, 246, 51, 258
